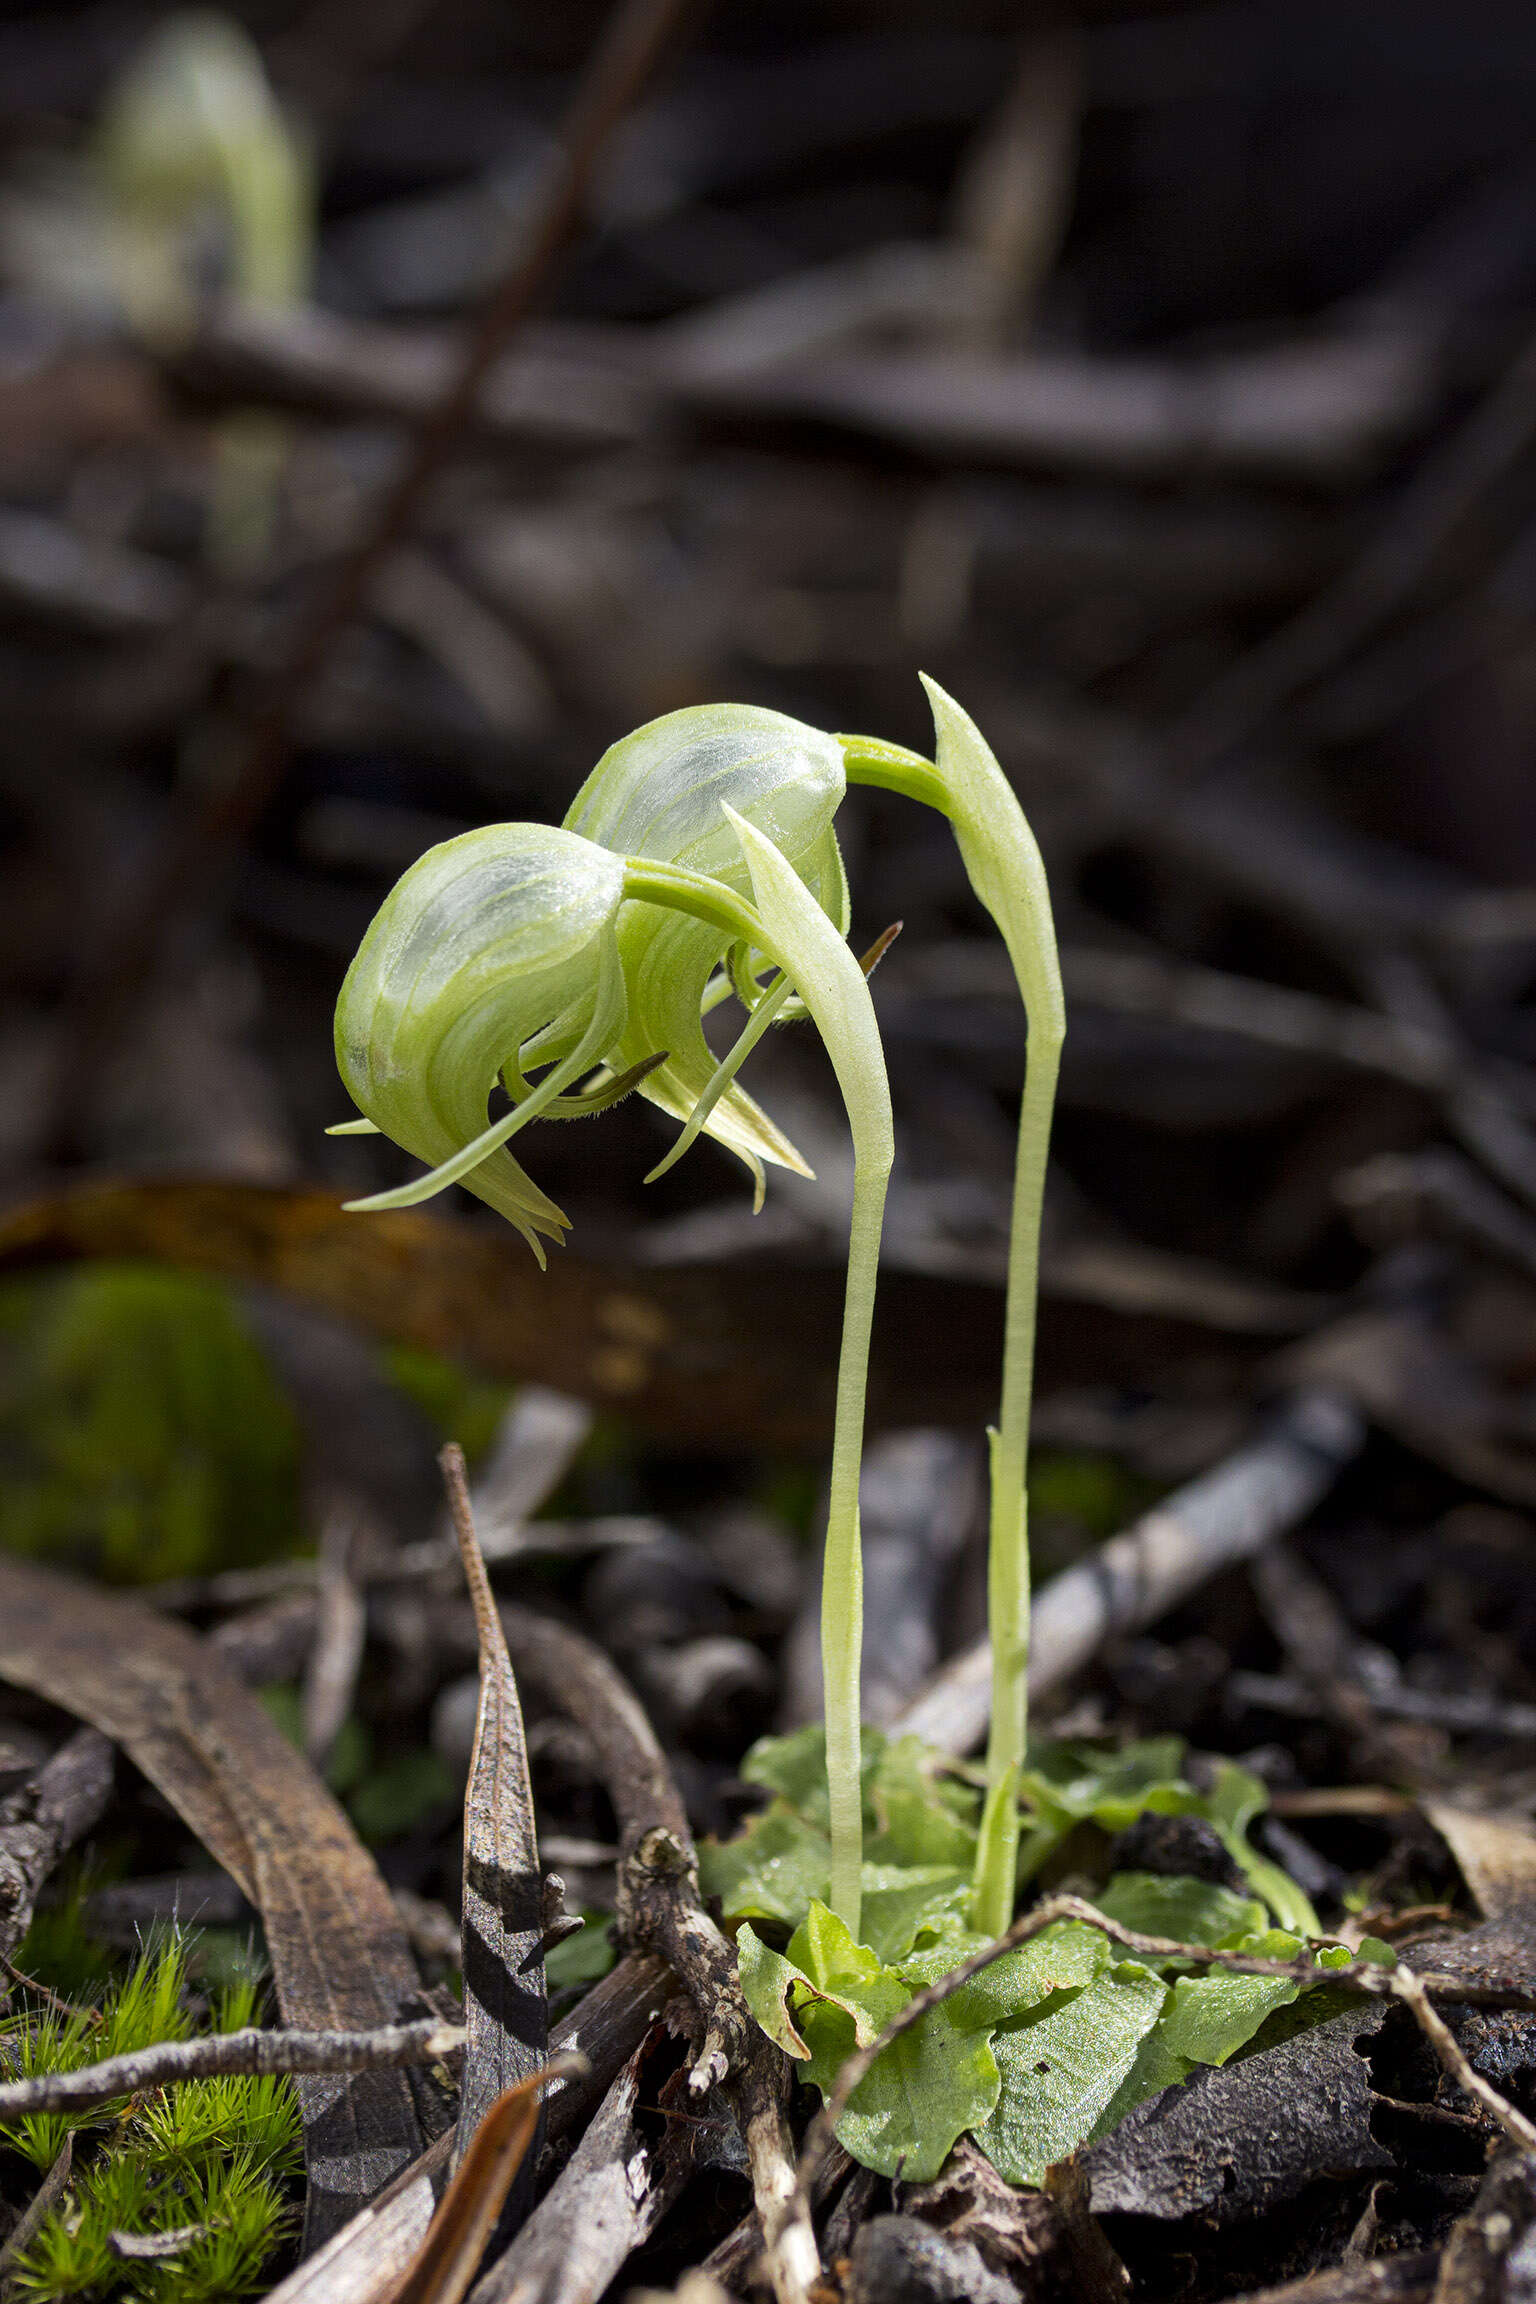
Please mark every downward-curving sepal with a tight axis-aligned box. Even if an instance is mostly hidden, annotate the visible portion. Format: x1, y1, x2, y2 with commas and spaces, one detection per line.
564, 704, 849, 1191
334, 824, 628, 1261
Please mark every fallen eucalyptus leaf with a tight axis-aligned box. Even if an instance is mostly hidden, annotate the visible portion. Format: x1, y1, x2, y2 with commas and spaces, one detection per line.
0, 1553, 427, 2248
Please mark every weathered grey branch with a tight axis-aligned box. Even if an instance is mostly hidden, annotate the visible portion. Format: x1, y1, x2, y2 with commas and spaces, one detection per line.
0, 2017, 466, 2117
0, 1726, 113, 1961
262, 1954, 675, 2304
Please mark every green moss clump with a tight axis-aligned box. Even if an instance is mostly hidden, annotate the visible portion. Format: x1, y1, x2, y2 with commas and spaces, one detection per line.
0, 1263, 303, 1584
1, 1926, 302, 2303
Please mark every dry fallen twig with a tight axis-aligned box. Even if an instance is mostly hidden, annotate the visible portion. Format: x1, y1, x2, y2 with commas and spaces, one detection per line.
0, 2016, 468, 2117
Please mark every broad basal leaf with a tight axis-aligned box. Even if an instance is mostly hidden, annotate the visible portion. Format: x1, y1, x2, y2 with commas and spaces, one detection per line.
700, 1802, 831, 1929
898, 1919, 1111, 2033
859, 1866, 971, 1965
975, 1963, 1168, 2186
1095, 1871, 1267, 1947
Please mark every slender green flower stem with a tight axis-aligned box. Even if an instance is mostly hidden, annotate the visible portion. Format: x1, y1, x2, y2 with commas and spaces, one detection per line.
628, 843, 894, 1936
971, 1022, 1062, 1928
842, 692, 1064, 1936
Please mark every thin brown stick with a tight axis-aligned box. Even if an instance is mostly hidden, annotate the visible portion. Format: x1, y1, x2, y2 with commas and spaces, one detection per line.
0, 2016, 467, 2117
0, 2134, 73, 2284
45, 0, 696, 1149
790, 1893, 1536, 2218
1390, 1970, 1536, 2153
0, 1953, 101, 2027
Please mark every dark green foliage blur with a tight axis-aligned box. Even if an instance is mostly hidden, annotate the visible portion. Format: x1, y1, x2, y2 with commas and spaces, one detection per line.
0, 1264, 303, 1584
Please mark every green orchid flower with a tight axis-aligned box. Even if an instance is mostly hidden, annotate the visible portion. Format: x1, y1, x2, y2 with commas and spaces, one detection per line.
334, 796, 894, 1931
333, 823, 634, 1262
563, 703, 850, 1206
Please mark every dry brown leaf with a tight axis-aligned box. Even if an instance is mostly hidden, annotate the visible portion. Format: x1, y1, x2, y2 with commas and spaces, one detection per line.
1423, 1802, 1536, 1920
0, 1553, 428, 2247
383, 2059, 583, 2304
439, 1447, 545, 2193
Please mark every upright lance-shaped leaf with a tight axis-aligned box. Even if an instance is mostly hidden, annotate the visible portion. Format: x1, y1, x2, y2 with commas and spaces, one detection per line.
722, 807, 894, 1938
565, 705, 849, 1203
842, 681, 1064, 1935
334, 825, 629, 1263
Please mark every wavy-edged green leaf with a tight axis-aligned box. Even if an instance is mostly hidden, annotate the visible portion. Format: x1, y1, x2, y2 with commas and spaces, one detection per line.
1204, 1761, 1322, 1936
867, 1737, 980, 1870
1153, 1930, 1305, 2066
701, 1802, 831, 1930
898, 1918, 1111, 2032
975, 1962, 1168, 2187
737, 1924, 816, 2059
783, 1904, 1000, 2183
564, 704, 849, 1191
822, 1997, 1000, 2183
859, 1867, 971, 1965
335, 824, 628, 1260
1095, 1872, 1267, 1948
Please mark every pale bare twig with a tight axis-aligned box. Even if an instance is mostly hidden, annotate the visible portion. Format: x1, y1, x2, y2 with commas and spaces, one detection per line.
0, 2016, 467, 2117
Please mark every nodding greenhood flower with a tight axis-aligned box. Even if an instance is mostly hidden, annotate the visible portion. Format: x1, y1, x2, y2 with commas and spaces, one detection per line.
333, 823, 634, 1262
564, 704, 849, 1206
334, 779, 894, 1937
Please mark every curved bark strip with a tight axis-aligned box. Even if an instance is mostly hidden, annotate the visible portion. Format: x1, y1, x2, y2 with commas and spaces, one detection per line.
0, 1553, 427, 2250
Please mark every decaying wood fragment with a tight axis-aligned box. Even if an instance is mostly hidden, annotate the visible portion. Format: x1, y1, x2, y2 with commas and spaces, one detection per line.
264, 1957, 673, 2304
496, 1606, 818, 2302
898, 2137, 1119, 2302
1432, 2147, 1536, 2304
439, 1445, 546, 2217
0, 1553, 427, 2248
845, 2215, 1017, 2304
0, 1725, 112, 1960
468, 2033, 687, 2304
1216, 2255, 1441, 2304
